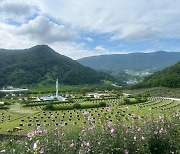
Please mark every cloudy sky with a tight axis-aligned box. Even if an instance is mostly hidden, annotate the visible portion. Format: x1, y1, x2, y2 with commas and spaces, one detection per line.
0, 0, 180, 59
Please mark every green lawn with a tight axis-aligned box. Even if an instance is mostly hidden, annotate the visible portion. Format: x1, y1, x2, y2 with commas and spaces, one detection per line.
0, 96, 179, 135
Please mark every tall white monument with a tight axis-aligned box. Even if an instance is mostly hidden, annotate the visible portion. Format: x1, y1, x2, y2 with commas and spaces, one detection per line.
56, 78, 59, 98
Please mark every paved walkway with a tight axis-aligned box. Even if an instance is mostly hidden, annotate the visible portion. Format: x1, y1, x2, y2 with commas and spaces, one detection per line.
163, 97, 180, 101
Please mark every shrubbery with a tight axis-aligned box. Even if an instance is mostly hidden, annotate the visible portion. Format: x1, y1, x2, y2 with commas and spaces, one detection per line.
123, 97, 147, 105
44, 102, 107, 111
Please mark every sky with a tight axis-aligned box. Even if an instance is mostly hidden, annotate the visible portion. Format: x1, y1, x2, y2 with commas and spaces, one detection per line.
0, 0, 180, 59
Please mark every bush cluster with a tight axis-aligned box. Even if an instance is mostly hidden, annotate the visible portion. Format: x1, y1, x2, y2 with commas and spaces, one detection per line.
44, 102, 107, 111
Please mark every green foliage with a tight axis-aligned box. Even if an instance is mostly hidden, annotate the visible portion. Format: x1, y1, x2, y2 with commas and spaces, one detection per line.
99, 102, 106, 107
0, 45, 112, 87
133, 62, 180, 88
123, 97, 147, 105
0, 113, 179, 154
44, 101, 107, 111
0, 106, 9, 110
45, 103, 54, 110
0, 92, 5, 98
73, 103, 81, 109
123, 98, 131, 104
78, 51, 180, 72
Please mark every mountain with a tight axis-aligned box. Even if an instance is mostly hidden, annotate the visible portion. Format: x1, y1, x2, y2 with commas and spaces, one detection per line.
0, 45, 111, 87
132, 62, 180, 88
78, 51, 180, 72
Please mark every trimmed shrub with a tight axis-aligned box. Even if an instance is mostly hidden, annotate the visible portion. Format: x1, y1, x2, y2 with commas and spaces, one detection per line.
45, 104, 54, 110
73, 103, 81, 109
99, 102, 106, 107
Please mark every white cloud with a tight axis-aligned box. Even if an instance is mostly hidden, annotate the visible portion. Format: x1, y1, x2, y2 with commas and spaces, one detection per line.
17, 16, 77, 44
0, 0, 180, 59
84, 37, 94, 42
111, 25, 159, 41
95, 46, 107, 51
34, 0, 180, 41
0, 0, 38, 22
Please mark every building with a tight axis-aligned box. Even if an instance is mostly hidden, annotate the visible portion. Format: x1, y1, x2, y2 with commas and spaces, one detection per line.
36, 79, 66, 101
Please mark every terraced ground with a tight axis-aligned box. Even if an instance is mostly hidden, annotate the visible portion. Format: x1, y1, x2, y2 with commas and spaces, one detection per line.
0, 97, 179, 135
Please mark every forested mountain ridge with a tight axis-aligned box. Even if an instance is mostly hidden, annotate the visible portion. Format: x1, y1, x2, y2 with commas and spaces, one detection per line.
0, 45, 112, 87
78, 51, 180, 72
133, 62, 180, 88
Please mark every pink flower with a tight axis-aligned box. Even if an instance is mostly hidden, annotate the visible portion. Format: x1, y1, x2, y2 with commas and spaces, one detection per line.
110, 128, 115, 134
106, 107, 110, 112
59, 123, 65, 127
84, 141, 90, 147
108, 121, 112, 127
137, 127, 141, 132
39, 147, 44, 154
134, 136, 137, 141
70, 143, 75, 148
37, 126, 41, 130
154, 131, 158, 135
88, 116, 92, 121
131, 114, 135, 118
83, 111, 88, 115
124, 148, 129, 154
86, 142, 90, 147
142, 136, 145, 140
27, 130, 36, 138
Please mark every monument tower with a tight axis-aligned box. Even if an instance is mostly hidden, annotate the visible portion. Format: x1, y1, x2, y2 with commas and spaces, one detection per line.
56, 78, 58, 98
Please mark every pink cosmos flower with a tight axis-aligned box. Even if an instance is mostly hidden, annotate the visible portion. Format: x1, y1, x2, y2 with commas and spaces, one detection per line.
110, 128, 115, 134
108, 121, 112, 127
88, 116, 92, 121
154, 131, 158, 135
84, 141, 90, 147
59, 123, 65, 127
83, 111, 88, 115
70, 143, 75, 148
27, 130, 36, 138
124, 148, 129, 154
131, 114, 135, 118
36, 127, 42, 134
137, 127, 141, 132
86, 142, 90, 147
106, 107, 110, 112
39, 147, 44, 154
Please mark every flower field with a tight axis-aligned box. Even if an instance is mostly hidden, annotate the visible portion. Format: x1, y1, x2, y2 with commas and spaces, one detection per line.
0, 96, 179, 153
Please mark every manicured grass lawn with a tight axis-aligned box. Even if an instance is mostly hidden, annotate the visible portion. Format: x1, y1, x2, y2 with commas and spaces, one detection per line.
0, 97, 179, 135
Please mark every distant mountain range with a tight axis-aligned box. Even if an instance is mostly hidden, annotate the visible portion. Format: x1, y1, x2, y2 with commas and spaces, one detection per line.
78, 51, 180, 72
0, 45, 112, 87
133, 62, 180, 88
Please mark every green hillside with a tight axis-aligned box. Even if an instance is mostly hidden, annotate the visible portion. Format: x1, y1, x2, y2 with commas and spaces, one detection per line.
78, 51, 180, 72
133, 62, 180, 88
0, 45, 112, 87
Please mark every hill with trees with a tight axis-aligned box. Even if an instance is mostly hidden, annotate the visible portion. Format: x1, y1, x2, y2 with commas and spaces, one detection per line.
132, 62, 180, 88
0, 45, 112, 87
78, 51, 180, 72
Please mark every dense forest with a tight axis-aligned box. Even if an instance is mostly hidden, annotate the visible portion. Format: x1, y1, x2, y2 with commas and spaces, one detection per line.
0, 45, 113, 87
132, 62, 180, 88
78, 51, 180, 72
